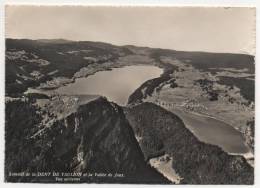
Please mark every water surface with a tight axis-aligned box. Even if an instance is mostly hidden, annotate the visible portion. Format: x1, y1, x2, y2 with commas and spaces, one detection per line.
56, 65, 163, 105
171, 108, 249, 154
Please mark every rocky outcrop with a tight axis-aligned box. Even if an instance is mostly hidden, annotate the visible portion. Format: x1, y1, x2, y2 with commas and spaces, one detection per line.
125, 102, 254, 184
5, 97, 169, 183
244, 119, 255, 152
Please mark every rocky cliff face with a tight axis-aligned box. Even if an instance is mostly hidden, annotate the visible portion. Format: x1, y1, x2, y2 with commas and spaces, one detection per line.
124, 103, 254, 184
5, 97, 169, 183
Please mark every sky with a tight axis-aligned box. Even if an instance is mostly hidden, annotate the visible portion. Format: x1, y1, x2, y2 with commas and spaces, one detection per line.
5, 6, 255, 55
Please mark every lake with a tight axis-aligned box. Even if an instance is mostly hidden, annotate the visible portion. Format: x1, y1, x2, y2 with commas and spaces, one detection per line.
56, 65, 163, 105
171, 108, 250, 154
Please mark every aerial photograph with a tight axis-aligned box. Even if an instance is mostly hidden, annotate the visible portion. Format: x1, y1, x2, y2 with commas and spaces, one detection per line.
5, 6, 255, 184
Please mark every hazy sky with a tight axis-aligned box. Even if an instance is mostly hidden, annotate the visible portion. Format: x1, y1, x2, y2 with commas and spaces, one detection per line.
5, 6, 255, 54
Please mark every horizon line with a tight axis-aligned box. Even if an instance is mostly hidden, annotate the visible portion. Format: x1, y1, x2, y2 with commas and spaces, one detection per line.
5, 37, 255, 56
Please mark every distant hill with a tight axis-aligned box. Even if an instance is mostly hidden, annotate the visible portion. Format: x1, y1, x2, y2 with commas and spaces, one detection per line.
5, 38, 254, 97
37, 39, 72, 44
